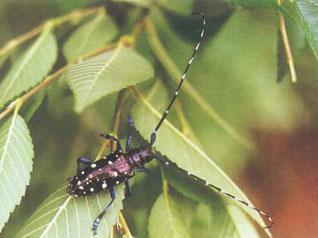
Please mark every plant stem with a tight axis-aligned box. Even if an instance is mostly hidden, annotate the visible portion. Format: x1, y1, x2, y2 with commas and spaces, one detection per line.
95, 88, 132, 237
109, 91, 133, 237
0, 6, 103, 57
159, 168, 177, 236
277, 0, 297, 83
144, 18, 255, 150
95, 89, 127, 159
118, 212, 133, 238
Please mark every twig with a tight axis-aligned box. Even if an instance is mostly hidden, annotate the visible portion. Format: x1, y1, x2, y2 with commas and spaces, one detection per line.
118, 212, 133, 238
144, 18, 255, 150
159, 168, 176, 234
278, 0, 297, 83
95, 90, 127, 159
0, 6, 103, 57
94, 88, 132, 237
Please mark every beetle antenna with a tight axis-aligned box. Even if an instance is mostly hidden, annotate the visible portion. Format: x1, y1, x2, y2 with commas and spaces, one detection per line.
150, 12, 206, 146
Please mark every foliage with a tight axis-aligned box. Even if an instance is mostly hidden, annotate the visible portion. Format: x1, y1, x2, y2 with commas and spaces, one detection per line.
0, 30, 57, 109
0, 113, 33, 232
16, 185, 125, 238
0, 0, 317, 237
67, 45, 154, 112
63, 9, 118, 62
295, 0, 318, 60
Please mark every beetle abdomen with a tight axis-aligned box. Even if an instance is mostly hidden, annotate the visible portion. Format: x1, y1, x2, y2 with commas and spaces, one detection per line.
67, 151, 134, 197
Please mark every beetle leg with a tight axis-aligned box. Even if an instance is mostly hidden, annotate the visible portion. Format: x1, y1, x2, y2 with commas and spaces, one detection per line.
77, 157, 92, 173
92, 187, 116, 235
135, 161, 147, 173
125, 116, 134, 152
100, 133, 123, 152
124, 179, 132, 197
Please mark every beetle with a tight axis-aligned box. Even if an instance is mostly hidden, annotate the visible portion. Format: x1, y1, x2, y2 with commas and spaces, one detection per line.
67, 12, 273, 235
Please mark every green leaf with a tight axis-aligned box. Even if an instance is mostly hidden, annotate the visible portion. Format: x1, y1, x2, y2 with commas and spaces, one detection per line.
158, 0, 194, 15
66, 45, 154, 113
295, 0, 318, 60
16, 185, 125, 238
63, 11, 118, 62
132, 85, 269, 231
0, 30, 57, 109
165, 167, 263, 238
0, 114, 34, 232
216, 204, 260, 238
148, 193, 191, 238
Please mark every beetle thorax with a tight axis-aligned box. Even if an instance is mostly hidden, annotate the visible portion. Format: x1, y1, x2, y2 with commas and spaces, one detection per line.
127, 145, 153, 167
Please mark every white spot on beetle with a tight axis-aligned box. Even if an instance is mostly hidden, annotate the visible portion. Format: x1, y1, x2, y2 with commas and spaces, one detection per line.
102, 183, 107, 189
113, 171, 118, 177
77, 181, 81, 185
91, 163, 96, 168
81, 171, 85, 175
79, 186, 84, 190
116, 181, 120, 184
89, 174, 93, 179
108, 161, 113, 165
90, 187, 94, 192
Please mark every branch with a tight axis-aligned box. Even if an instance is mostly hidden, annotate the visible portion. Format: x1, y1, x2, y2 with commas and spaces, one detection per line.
0, 6, 103, 57
277, 0, 297, 83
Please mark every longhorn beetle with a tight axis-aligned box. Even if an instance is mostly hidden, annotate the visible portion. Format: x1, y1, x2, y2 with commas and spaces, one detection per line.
67, 12, 273, 235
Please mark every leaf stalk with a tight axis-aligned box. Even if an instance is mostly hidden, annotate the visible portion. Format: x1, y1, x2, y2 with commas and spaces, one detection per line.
0, 6, 103, 57
278, 0, 297, 83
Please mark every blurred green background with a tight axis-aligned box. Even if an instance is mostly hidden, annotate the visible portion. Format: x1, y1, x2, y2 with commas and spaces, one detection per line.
0, 0, 318, 237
